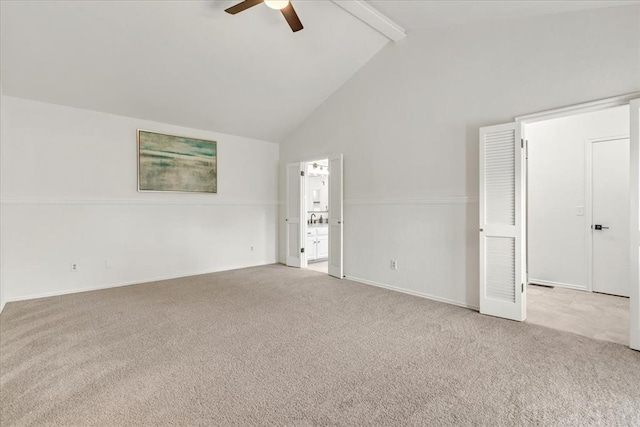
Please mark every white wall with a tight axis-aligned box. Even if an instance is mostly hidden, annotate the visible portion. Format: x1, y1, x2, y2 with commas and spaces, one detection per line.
1, 96, 279, 302
278, 5, 640, 308
527, 106, 629, 290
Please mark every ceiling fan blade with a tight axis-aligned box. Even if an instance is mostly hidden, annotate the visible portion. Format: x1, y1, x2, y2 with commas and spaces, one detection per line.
225, 0, 264, 15
281, 3, 303, 32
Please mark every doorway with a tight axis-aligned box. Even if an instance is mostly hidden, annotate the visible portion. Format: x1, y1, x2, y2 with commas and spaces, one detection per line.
478, 94, 640, 351
524, 106, 630, 345
305, 159, 330, 274
285, 154, 344, 279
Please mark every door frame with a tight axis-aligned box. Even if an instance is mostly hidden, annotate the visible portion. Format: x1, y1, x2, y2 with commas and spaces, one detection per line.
630, 99, 640, 350
509, 91, 640, 350
584, 135, 630, 294
515, 93, 640, 124
286, 152, 343, 275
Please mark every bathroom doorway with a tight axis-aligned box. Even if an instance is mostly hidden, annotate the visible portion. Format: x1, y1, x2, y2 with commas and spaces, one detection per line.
304, 159, 330, 274
285, 153, 343, 278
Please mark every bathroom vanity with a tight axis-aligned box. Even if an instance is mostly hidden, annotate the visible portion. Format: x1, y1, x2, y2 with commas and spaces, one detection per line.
306, 225, 328, 261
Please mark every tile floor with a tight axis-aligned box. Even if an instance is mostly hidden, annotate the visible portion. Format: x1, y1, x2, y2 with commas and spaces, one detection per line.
526, 284, 629, 345
307, 261, 328, 274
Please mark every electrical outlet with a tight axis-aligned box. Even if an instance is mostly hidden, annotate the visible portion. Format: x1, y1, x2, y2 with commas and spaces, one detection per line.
105, 258, 114, 269
70, 263, 78, 272
250, 246, 254, 252
390, 260, 398, 270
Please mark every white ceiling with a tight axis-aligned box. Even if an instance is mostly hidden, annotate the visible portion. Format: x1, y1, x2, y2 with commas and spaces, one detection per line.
370, 0, 639, 32
0, 0, 388, 142
2, 1, 636, 142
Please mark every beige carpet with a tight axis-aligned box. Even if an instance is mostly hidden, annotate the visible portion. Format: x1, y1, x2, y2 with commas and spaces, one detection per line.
1, 265, 639, 426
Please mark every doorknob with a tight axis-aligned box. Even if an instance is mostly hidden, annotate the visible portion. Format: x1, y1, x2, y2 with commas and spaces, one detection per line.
594, 224, 610, 230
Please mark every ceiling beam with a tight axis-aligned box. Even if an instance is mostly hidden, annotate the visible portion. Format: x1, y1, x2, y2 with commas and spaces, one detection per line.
331, 1, 406, 42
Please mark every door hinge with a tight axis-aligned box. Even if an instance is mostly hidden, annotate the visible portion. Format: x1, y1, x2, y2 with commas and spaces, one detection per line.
301, 247, 305, 253
521, 138, 524, 148
301, 171, 305, 176
521, 283, 524, 293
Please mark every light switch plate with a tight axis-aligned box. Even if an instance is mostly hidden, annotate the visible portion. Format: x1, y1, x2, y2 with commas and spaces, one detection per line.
576, 206, 584, 216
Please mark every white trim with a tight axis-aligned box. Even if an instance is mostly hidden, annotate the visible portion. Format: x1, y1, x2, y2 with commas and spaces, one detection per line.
287, 151, 343, 165
4, 263, 274, 304
345, 275, 479, 311
331, 0, 406, 42
630, 99, 640, 351
345, 196, 479, 206
516, 92, 640, 124
528, 278, 588, 292
585, 139, 594, 293
301, 161, 309, 270
0, 87, 4, 316
0, 198, 279, 207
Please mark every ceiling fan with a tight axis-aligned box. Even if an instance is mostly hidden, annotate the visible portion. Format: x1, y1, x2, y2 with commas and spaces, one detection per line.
225, 0, 304, 33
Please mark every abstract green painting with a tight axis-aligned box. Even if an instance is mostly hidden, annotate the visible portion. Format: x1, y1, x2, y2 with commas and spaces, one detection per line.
137, 130, 217, 193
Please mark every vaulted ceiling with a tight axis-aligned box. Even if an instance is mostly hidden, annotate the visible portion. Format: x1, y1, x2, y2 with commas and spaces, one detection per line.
0, 1, 388, 142
1, 1, 635, 142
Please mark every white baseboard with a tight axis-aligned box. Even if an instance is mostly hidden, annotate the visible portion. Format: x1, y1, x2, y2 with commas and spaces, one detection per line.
344, 275, 479, 311
528, 278, 587, 291
4, 262, 277, 304
5, 264, 478, 312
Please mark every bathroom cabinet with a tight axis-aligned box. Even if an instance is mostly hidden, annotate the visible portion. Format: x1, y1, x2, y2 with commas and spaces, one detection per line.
306, 226, 328, 261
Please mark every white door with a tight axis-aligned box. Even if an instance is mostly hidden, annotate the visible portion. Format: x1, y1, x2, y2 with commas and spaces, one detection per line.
286, 162, 304, 268
479, 122, 527, 321
328, 154, 344, 278
591, 138, 630, 297
630, 99, 640, 351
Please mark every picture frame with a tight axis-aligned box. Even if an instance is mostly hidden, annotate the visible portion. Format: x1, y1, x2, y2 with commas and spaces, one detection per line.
137, 130, 217, 193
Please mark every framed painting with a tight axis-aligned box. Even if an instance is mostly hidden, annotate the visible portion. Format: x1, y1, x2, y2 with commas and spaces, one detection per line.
137, 130, 217, 193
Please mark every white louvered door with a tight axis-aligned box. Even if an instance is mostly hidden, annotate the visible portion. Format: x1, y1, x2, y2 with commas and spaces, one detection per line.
328, 154, 343, 279
286, 162, 304, 268
630, 99, 640, 351
479, 122, 526, 321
